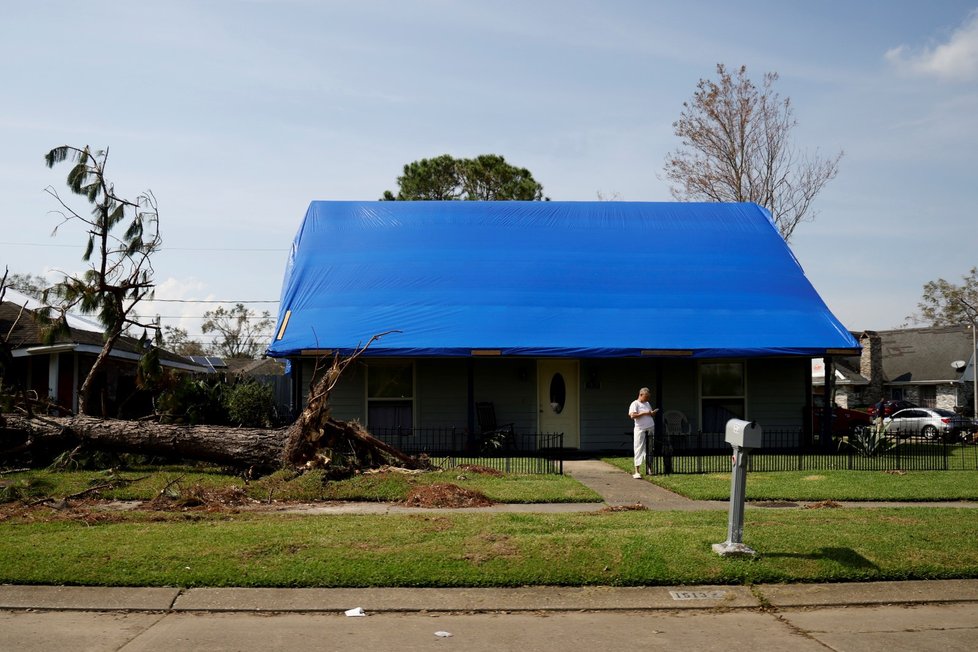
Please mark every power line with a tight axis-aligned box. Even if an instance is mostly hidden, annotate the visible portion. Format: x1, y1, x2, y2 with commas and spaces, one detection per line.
134, 314, 277, 321
0, 241, 287, 252
150, 299, 278, 304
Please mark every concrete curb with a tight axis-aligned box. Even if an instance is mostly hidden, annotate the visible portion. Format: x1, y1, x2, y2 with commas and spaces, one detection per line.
3, 581, 977, 614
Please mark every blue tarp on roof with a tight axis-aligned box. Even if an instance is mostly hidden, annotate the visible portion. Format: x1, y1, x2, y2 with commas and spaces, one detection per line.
267, 201, 859, 359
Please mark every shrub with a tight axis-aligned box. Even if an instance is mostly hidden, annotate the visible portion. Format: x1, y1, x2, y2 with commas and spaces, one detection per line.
224, 380, 276, 428
841, 426, 897, 458
155, 375, 229, 425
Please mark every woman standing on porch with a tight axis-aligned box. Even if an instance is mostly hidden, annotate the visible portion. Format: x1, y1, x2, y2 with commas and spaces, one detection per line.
629, 387, 658, 479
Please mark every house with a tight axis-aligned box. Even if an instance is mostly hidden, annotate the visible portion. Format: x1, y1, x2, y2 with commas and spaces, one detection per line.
1, 289, 205, 416
266, 201, 860, 450
816, 327, 976, 415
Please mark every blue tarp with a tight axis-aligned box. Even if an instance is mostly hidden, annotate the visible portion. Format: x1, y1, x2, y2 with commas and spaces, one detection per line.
266, 201, 859, 359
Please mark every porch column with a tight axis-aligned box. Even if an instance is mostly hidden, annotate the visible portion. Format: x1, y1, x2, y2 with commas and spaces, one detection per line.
822, 355, 835, 450
47, 354, 59, 404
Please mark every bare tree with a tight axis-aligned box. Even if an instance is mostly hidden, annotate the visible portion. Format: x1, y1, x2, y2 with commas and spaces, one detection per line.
41, 145, 162, 415
201, 303, 274, 359
161, 325, 207, 357
5, 272, 48, 299
664, 64, 842, 242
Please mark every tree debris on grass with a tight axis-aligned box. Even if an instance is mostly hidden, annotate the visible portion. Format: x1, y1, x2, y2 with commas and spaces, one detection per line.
597, 503, 648, 513
401, 483, 493, 508
803, 500, 843, 509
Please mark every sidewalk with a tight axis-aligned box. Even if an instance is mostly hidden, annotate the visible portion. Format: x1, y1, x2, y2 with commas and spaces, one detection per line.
3, 581, 978, 652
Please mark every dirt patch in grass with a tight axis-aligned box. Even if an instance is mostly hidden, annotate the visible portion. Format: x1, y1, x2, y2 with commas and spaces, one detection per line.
597, 503, 648, 513
455, 464, 504, 477
755, 501, 800, 508
803, 500, 843, 509
402, 483, 494, 508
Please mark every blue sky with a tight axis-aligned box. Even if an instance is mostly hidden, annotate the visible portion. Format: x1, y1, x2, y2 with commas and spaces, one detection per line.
2, 1, 976, 346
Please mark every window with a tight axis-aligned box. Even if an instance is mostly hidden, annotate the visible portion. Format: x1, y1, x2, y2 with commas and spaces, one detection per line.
549, 372, 566, 414
701, 362, 745, 433
366, 362, 413, 431
919, 386, 937, 408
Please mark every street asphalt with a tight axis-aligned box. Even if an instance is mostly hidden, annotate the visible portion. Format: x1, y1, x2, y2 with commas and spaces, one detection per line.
2, 459, 977, 650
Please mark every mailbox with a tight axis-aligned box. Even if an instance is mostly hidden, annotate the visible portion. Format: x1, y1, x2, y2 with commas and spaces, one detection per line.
714, 418, 763, 557
725, 419, 762, 449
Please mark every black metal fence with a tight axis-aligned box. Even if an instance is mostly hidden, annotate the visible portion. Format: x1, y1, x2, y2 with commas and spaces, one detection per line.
647, 429, 978, 475
370, 427, 565, 474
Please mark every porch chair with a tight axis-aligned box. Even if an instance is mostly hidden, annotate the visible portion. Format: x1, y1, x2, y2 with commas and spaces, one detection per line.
475, 402, 517, 451
663, 410, 691, 437
658, 410, 690, 474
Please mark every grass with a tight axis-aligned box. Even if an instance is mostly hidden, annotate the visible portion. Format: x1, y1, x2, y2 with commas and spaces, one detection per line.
0, 465, 602, 505
602, 456, 978, 501
4, 460, 978, 588
1, 507, 977, 587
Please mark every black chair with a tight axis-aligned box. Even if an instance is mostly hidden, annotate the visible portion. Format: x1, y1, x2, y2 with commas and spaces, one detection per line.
475, 402, 516, 451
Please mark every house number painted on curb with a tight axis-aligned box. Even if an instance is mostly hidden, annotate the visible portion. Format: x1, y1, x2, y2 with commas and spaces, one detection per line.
668, 590, 727, 600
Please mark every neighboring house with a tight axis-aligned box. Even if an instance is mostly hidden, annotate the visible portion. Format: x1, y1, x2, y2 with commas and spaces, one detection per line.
186, 355, 230, 374
1, 289, 205, 416
226, 357, 291, 421
811, 355, 868, 410
266, 201, 860, 450
813, 326, 976, 415
224, 357, 286, 377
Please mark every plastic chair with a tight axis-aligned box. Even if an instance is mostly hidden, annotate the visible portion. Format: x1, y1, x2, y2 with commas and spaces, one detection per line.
663, 410, 690, 437
475, 402, 516, 450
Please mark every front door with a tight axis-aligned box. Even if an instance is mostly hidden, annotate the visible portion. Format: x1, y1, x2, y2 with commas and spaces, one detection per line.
537, 360, 579, 448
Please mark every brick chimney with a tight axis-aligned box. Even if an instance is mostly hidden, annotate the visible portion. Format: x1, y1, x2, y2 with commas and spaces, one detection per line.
859, 331, 883, 402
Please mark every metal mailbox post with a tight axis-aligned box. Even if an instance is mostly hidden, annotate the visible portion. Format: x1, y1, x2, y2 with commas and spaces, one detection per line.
713, 419, 762, 557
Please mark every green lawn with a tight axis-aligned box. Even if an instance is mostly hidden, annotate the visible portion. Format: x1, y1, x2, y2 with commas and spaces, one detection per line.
4, 461, 978, 588
602, 456, 978, 501
1, 508, 976, 587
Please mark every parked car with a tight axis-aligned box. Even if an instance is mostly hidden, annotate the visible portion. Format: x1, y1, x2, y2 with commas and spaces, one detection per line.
867, 400, 916, 418
812, 404, 872, 435
883, 407, 972, 441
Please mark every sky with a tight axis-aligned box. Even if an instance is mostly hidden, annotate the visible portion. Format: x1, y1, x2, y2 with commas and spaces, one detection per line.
1, 0, 976, 349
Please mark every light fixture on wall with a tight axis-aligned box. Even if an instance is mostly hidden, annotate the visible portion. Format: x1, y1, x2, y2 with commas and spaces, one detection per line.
586, 369, 600, 390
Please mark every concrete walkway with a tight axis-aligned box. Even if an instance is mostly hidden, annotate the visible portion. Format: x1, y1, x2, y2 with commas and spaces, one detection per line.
562, 458, 728, 510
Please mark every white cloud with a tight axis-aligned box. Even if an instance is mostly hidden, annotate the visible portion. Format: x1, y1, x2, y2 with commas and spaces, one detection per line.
885, 10, 978, 81
140, 277, 216, 338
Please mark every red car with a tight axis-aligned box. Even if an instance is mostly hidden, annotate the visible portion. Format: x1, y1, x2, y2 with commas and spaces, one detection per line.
867, 400, 916, 418
812, 405, 872, 435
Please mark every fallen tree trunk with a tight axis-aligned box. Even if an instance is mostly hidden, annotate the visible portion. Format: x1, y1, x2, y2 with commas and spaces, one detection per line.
4, 414, 289, 470
1, 334, 424, 475
2, 411, 422, 474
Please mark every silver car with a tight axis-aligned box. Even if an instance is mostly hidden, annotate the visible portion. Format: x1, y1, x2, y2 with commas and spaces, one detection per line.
884, 407, 971, 440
